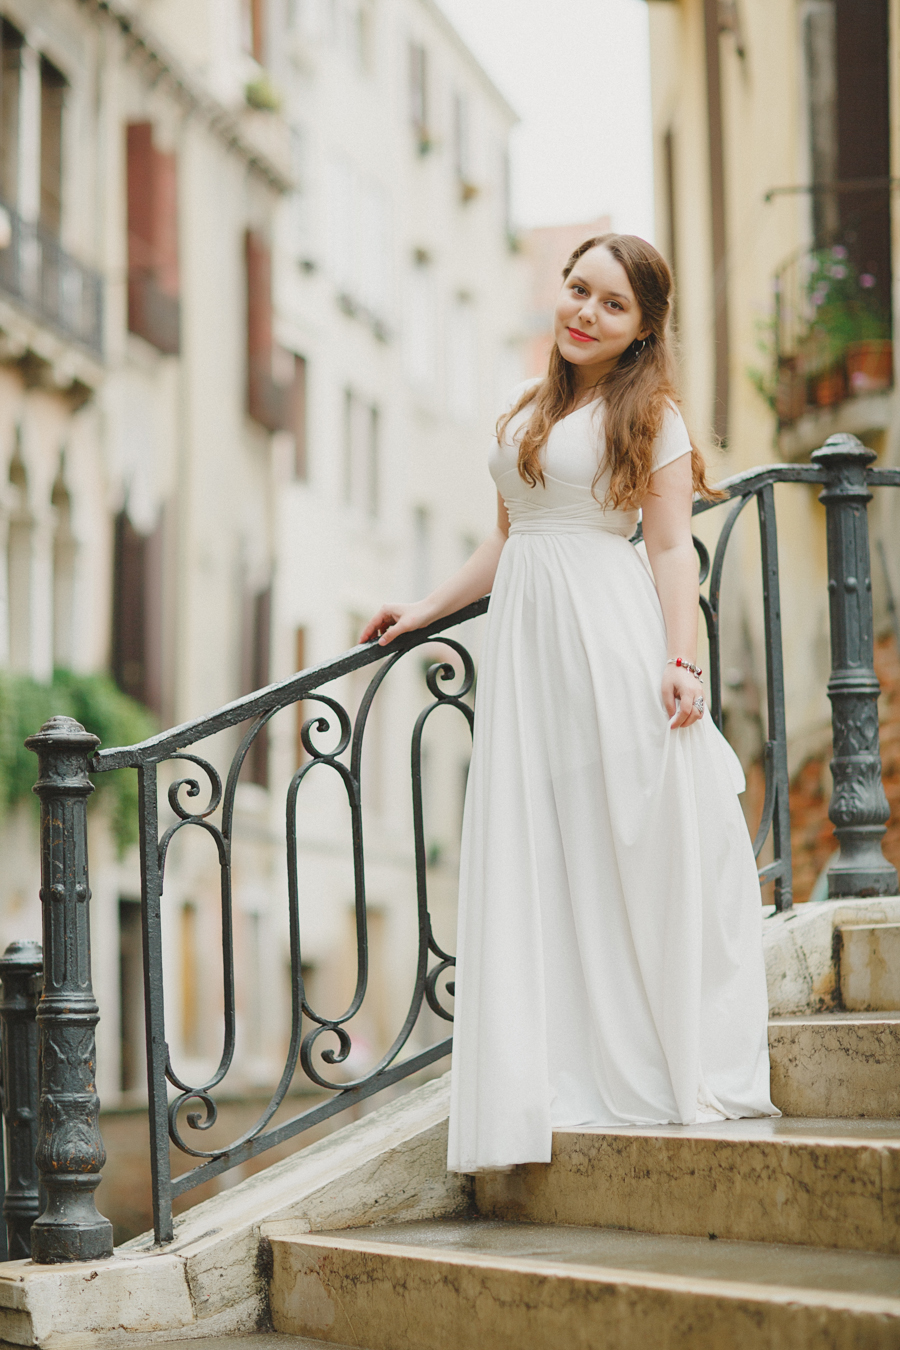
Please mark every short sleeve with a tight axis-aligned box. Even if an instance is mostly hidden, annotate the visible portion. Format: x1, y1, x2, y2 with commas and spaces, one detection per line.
502, 377, 541, 415
651, 403, 692, 473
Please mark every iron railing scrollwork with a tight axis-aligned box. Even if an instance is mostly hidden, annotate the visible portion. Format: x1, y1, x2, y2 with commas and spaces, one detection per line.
99, 607, 484, 1246
22, 433, 900, 1257
0, 199, 104, 357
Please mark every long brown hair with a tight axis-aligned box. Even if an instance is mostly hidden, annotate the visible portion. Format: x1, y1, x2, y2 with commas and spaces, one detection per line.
498, 233, 721, 509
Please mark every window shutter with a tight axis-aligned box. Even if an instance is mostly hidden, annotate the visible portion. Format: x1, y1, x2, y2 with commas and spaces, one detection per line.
126, 122, 180, 353
245, 229, 291, 431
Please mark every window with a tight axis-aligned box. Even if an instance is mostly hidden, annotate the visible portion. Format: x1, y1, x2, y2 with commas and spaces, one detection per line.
39, 57, 65, 234
0, 21, 22, 207
409, 42, 430, 152
833, 0, 890, 312
111, 508, 164, 714
343, 387, 379, 516
245, 229, 292, 431
241, 584, 271, 787
126, 123, 180, 354
800, 0, 892, 341
326, 158, 390, 329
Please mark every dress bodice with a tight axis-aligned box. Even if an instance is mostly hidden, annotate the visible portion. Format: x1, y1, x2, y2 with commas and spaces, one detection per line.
490, 382, 692, 538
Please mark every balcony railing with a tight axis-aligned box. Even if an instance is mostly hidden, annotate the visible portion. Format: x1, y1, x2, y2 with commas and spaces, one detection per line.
13, 434, 900, 1261
773, 241, 892, 425
0, 201, 104, 357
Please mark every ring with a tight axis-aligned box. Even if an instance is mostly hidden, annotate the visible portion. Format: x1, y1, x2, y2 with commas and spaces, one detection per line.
693, 697, 705, 713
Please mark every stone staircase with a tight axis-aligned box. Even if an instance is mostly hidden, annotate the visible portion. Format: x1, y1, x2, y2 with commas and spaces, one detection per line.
1, 903, 897, 1349
267, 916, 900, 1349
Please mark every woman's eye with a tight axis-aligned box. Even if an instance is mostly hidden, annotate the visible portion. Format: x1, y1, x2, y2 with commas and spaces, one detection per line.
607, 301, 622, 311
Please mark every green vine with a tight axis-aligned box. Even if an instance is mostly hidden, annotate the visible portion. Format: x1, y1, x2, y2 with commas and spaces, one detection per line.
0, 669, 155, 854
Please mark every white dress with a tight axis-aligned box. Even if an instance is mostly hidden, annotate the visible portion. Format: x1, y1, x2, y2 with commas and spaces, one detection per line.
447, 387, 777, 1174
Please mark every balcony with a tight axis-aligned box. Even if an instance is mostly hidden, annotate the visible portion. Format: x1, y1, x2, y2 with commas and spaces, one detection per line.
0, 200, 104, 358
766, 241, 893, 455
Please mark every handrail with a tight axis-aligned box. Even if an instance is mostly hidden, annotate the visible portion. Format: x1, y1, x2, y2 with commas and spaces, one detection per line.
24, 433, 900, 1256
92, 597, 489, 771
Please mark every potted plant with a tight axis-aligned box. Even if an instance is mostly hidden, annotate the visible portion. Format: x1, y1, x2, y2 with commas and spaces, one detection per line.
798, 247, 891, 404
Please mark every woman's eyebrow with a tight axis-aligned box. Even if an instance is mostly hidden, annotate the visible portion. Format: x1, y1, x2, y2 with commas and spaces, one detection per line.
569, 273, 631, 303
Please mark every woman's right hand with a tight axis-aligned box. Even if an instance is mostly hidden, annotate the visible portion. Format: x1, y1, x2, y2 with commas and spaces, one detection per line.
360, 601, 435, 646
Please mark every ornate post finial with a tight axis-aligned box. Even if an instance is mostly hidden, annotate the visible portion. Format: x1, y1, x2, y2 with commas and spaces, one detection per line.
811, 435, 898, 899
25, 716, 113, 1264
0, 940, 43, 1259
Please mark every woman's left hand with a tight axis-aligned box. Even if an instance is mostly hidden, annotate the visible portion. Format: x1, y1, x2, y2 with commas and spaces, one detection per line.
663, 665, 704, 728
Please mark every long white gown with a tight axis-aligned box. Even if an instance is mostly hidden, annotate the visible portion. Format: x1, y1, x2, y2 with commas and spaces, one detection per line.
447, 387, 777, 1175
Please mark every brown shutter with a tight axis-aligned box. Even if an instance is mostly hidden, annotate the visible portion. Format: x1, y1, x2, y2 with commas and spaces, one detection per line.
111, 508, 164, 715
39, 57, 65, 234
0, 22, 23, 206
126, 122, 180, 353
245, 229, 290, 431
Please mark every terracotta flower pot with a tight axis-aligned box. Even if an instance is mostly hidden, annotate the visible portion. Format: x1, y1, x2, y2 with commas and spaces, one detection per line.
810, 364, 847, 408
846, 339, 893, 394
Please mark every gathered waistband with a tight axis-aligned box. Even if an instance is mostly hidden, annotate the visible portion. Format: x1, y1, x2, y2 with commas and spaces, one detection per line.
506, 500, 634, 538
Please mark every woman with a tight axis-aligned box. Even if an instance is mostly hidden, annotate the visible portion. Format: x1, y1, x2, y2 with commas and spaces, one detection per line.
362, 234, 776, 1174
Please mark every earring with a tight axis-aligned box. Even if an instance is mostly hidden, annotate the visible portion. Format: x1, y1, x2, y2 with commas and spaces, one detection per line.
633, 337, 648, 356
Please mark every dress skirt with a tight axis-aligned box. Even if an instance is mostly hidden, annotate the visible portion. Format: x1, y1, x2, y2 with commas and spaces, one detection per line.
447, 519, 776, 1174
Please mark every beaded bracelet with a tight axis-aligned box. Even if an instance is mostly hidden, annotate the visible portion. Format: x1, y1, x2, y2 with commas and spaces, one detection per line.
667, 656, 703, 681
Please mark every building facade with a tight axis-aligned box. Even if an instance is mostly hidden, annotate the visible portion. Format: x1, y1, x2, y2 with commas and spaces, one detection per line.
0, 0, 525, 1122
647, 0, 899, 787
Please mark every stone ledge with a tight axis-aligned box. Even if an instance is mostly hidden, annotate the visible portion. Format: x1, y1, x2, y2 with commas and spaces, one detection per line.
0, 1074, 466, 1348
763, 896, 900, 1014
5, 901, 893, 1346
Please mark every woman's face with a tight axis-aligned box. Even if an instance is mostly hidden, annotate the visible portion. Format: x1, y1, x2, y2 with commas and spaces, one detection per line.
553, 245, 648, 384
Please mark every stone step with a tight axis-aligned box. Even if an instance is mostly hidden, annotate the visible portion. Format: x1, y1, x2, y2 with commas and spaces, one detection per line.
474, 1118, 900, 1253
269, 1221, 900, 1350
768, 1011, 900, 1116
135, 1337, 355, 1350
839, 922, 900, 1009
126, 1339, 352, 1349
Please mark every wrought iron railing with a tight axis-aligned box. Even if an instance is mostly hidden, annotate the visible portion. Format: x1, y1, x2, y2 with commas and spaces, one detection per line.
0, 200, 104, 356
21, 433, 900, 1260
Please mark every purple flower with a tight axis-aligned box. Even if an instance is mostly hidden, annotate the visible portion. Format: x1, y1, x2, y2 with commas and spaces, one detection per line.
827, 264, 847, 279
831, 245, 848, 259
859, 273, 876, 289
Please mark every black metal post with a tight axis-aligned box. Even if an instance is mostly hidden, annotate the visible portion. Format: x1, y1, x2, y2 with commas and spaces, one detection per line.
25, 716, 113, 1263
0, 941, 43, 1259
812, 435, 898, 898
